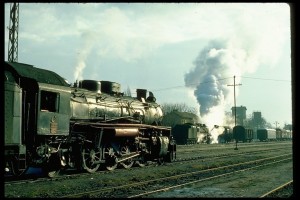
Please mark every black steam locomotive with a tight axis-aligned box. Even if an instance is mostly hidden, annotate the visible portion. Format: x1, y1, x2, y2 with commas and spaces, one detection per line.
5, 61, 176, 177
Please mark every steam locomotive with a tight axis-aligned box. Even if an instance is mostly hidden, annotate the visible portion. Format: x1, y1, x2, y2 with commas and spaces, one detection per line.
5, 61, 176, 177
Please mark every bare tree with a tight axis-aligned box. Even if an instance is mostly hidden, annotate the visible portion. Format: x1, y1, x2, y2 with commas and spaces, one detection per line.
123, 86, 132, 97
161, 103, 198, 115
244, 116, 267, 129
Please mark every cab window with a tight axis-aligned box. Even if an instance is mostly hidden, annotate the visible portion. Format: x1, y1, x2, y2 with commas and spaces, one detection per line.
40, 91, 59, 112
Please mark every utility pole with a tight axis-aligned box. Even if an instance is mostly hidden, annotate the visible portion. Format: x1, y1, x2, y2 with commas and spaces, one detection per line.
274, 121, 279, 129
227, 75, 242, 150
8, 3, 19, 62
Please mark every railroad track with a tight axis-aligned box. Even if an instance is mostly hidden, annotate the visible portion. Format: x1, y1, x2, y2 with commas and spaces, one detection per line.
260, 180, 293, 198
5, 142, 292, 198
5, 145, 291, 186
60, 153, 292, 198
177, 141, 292, 153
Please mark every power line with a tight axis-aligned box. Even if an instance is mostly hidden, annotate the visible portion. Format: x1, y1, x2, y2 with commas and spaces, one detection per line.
152, 77, 232, 92
151, 75, 290, 93
241, 76, 291, 82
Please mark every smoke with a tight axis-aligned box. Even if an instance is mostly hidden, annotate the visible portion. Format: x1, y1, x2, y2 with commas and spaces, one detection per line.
184, 39, 250, 143
73, 31, 96, 81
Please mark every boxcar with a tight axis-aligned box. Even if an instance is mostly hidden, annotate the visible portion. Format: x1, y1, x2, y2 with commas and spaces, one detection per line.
257, 128, 276, 141
276, 128, 292, 140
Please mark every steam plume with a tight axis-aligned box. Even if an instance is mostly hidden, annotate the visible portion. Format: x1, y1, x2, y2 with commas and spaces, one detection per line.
184, 40, 246, 142
74, 32, 95, 81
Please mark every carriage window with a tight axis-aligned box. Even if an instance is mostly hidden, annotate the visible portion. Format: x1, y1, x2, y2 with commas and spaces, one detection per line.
40, 91, 59, 112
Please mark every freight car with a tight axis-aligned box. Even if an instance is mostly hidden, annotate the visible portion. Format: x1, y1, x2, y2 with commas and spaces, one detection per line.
276, 128, 293, 140
5, 61, 176, 177
233, 125, 253, 143
257, 128, 276, 141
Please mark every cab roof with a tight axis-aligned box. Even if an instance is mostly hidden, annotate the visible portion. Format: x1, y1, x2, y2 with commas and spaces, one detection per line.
5, 61, 70, 87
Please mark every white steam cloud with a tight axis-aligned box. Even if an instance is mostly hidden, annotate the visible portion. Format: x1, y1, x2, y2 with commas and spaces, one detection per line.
74, 31, 96, 81
184, 34, 287, 143
184, 40, 243, 118
183, 4, 289, 143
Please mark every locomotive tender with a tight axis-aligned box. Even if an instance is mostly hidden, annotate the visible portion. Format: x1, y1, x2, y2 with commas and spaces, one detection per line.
233, 125, 254, 143
171, 123, 198, 145
5, 61, 176, 177
171, 123, 209, 145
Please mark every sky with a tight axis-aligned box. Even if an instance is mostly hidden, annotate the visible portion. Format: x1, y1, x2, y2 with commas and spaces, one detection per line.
4, 3, 292, 132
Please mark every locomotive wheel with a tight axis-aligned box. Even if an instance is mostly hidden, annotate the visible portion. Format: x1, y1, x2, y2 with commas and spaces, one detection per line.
135, 155, 147, 167
47, 169, 61, 178
106, 157, 118, 171
44, 154, 62, 178
7, 156, 28, 176
164, 151, 175, 162
82, 147, 101, 173
120, 146, 134, 169
105, 147, 118, 171
157, 157, 164, 165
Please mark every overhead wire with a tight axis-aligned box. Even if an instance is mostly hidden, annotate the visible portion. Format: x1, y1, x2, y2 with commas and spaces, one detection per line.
150, 75, 291, 93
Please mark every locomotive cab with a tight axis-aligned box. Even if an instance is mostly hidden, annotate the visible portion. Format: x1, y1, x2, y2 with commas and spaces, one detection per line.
37, 83, 71, 136
5, 62, 71, 176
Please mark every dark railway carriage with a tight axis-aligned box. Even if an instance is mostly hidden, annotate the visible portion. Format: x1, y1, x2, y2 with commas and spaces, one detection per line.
5, 61, 176, 177
257, 128, 276, 141
233, 125, 253, 143
171, 123, 198, 145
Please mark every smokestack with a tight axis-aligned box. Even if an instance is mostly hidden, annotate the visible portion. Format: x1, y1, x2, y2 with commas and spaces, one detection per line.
136, 89, 147, 101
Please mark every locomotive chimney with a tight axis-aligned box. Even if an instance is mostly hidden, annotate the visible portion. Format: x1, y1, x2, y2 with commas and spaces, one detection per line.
136, 89, 147, 102
79, 80, 101, 93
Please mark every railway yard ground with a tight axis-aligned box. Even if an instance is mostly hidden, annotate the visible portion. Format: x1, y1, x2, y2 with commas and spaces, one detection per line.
4, 141, 294, 198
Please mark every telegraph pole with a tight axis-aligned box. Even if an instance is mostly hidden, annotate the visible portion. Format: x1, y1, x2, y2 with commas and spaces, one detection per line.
227, 75, 242, 150
8, 3, 19, 62
274, 121, 279, 129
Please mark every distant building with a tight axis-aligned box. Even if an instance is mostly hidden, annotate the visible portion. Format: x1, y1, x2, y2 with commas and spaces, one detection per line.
252, 111, 262, 140
231, 106, 247, 126
253, 111, 263, 128
161, 110, 200, 127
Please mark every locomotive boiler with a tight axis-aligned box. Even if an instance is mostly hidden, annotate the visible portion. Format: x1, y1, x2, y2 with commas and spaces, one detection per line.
4, 61, 176, 177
